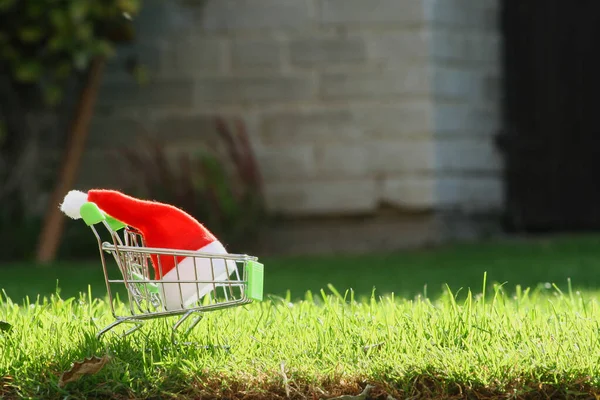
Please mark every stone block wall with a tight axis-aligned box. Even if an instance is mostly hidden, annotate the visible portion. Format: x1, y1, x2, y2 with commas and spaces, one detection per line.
81, 0, 503, 221
428, 0, 503, 214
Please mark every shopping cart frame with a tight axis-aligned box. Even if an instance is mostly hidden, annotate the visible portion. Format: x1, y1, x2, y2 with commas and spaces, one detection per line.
78, 202, 264, 343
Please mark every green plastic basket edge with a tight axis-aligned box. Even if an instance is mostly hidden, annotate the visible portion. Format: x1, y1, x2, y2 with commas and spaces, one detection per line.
246, 260, 264, 302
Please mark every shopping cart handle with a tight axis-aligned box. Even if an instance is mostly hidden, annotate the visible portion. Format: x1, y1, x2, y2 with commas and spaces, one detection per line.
246, 260, 264, 301
80, 202, 126, 231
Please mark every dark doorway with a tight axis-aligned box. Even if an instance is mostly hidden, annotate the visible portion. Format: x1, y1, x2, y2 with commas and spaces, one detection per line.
499, 0, 600, 232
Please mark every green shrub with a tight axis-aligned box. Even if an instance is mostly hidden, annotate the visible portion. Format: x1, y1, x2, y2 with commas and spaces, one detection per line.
116, 117, 269, 254
0, 0, 145, 262
0, 0, 142, 105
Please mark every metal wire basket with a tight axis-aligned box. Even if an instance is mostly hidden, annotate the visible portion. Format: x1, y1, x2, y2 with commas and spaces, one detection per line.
78, 202, 264, 342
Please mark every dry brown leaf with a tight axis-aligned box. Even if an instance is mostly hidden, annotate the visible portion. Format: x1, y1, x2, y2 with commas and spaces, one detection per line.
58, 355, 111, 387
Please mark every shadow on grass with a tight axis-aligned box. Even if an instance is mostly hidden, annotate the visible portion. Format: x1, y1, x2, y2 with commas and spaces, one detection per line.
3, 234, 600, 303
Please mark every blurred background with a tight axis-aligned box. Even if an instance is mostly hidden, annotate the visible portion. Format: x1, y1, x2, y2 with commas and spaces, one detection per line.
1, 0, 599, 300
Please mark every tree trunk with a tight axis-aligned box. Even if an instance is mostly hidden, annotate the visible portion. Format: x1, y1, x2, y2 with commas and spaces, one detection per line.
35, 57, 106, 264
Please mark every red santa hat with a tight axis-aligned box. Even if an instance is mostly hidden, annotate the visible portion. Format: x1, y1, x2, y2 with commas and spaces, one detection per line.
60, 188, 220, 281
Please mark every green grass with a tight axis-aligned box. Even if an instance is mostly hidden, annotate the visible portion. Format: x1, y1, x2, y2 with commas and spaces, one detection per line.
3, 234, 600, 399
4, 234, 600, 302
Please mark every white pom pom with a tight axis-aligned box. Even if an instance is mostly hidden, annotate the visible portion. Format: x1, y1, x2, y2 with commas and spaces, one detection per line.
60, 190, 88, 219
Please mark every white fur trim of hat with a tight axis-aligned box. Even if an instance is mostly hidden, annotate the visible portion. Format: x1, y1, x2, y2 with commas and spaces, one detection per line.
60, 190, 89, 219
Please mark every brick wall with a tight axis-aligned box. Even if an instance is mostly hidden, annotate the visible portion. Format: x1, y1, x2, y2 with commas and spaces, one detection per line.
428, 0, 503, 213
81, 0, 503, 219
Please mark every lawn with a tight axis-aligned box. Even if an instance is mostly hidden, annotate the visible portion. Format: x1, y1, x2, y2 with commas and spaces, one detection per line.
3, 234, 600, 399
4, 234, 600, 302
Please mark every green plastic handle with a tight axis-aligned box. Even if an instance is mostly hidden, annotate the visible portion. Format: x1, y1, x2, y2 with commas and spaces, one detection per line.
106, 215, 126, 231
131, 271, 160, 294
79, 202, 126, 231
246, 260, 264, 302
80, 202, 105, 226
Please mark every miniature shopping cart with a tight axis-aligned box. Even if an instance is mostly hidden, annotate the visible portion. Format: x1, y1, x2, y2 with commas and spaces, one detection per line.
78, 202, 264, 342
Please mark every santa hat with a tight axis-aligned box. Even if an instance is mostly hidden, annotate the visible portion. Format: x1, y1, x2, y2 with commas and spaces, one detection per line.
61, 189, 236, 309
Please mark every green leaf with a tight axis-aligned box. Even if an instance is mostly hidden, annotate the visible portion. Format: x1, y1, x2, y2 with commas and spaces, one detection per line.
43, 84, 63, 106
18, 26, 44, 43
117, 0, 141, 15
91, 40, 115, 58
73, 51, 90, 71
132, 64, 149, 85
69, 1, 89, 23
88, 2, 108, 18
48, 34, 71, 52
0, 0, 16, 12
53, 62, 72, 80
0, 320, 11, 332
14, 60, 42, 83
49, 9, 69, 32
75, 23, 93, 41
0, 43, 18, 61
0, 0, 143, 96
25, 2, 44, 18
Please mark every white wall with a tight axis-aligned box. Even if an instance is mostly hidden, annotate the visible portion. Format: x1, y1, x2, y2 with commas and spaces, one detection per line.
81, 0, 504, 217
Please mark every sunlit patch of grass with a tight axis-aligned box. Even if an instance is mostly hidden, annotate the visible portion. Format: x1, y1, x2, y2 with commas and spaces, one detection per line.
3, 275, 600, 399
